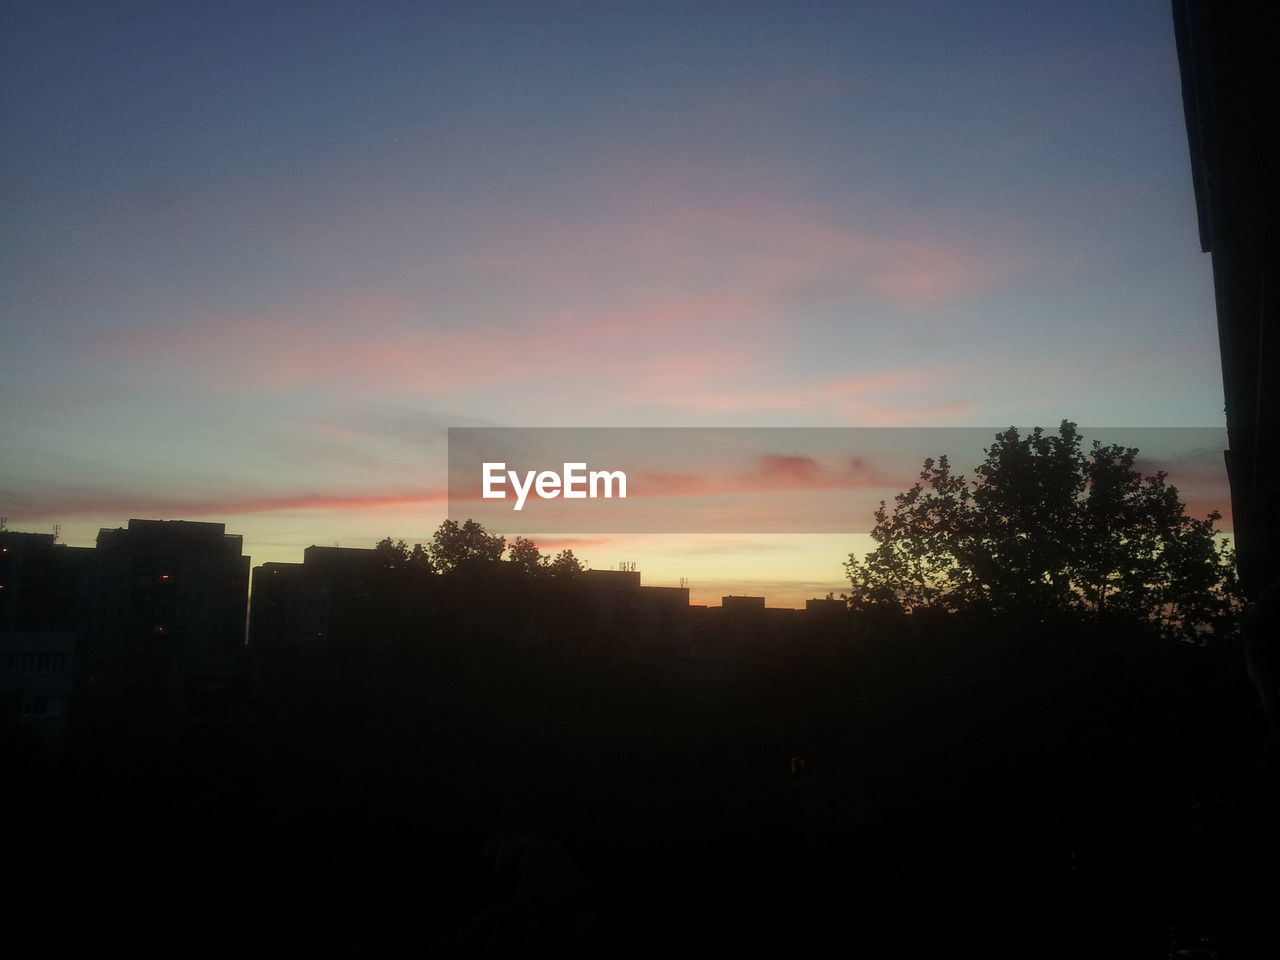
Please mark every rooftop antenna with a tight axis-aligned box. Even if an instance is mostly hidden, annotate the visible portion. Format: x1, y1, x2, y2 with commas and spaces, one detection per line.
679, 577, 689, 589
53, 523, 61, 542
0, 516, 7, 532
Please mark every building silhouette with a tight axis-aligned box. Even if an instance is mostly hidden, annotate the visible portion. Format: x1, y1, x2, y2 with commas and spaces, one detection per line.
84, 520, 249, 722
0, 531, 92, 746
1174, 0, 1280, 599
249, 545, 379, 655
578, 569, 692, 651
5, 517, 848, 747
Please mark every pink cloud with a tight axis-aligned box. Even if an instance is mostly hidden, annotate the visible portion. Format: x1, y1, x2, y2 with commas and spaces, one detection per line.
629, 452, 910, 500
489, 188, 1022, 308
521, 536, 615, 552
633, 472, 716, 497
639, 367, 977, 424
13, 489, 449, 522
757, 454, 823, 483
89, 290, 770, 401
82, 186, 1023, 417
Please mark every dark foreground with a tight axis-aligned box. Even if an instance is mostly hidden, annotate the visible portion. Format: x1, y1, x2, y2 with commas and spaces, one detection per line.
6, 613, 1277, 958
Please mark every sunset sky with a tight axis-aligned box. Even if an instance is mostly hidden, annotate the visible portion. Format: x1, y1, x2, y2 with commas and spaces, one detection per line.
1, 1, 1228, 606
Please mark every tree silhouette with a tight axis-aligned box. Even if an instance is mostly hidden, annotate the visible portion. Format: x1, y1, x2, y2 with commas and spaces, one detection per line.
508, 536, 548, 576
548, 548, 585, 579
505, 537, 586, 580
374, 536, 435, 574
430, 519, 506, 572
844, 421, 1242, 637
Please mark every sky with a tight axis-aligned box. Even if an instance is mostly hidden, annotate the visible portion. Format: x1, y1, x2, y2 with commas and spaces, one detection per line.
0, 1, 1228, 606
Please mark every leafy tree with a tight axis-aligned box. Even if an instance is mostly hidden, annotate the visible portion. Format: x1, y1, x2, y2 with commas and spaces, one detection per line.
505, 537, 586, 579
430, 519, 506, 572
374, 537, 435, 574
508, 536, 549, 576
374, 536, 407, 566
548, 548, 585, 579
844, 421, 1242, 637
409, 542, 432, 570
